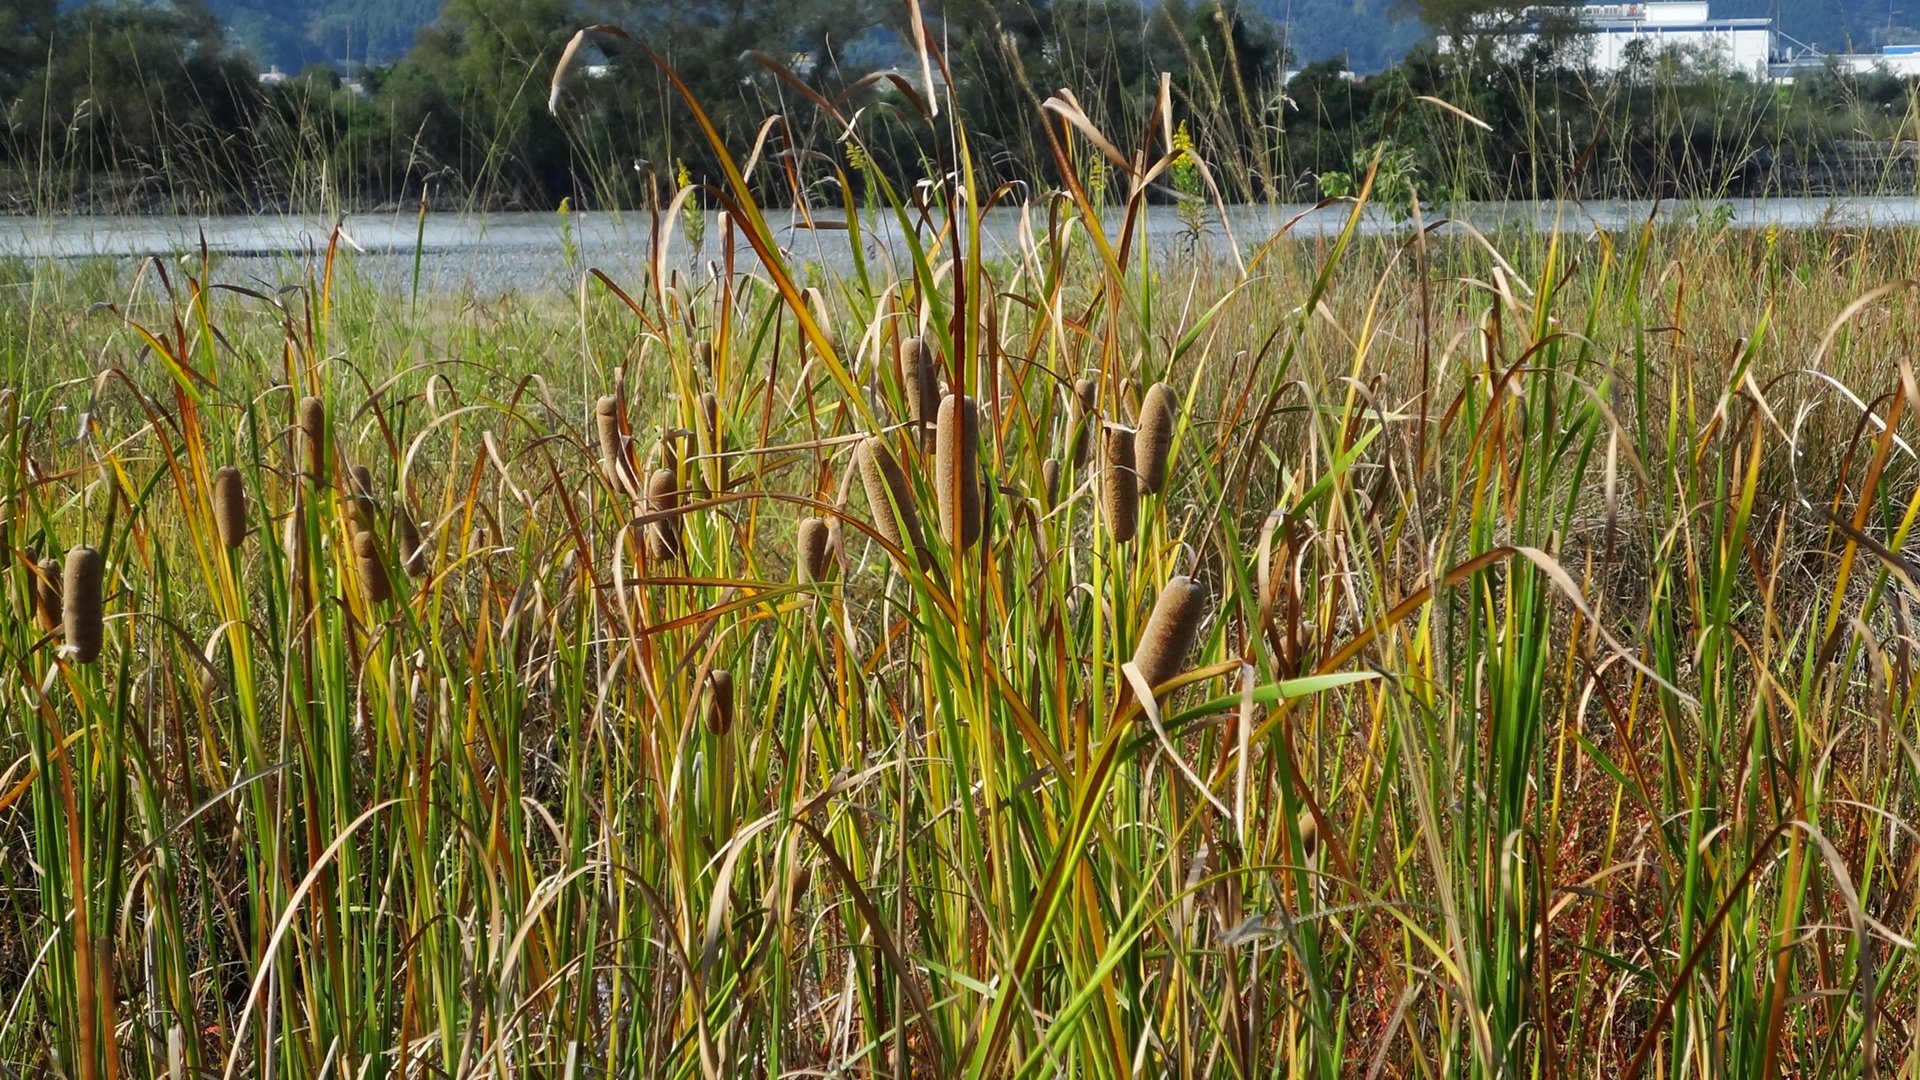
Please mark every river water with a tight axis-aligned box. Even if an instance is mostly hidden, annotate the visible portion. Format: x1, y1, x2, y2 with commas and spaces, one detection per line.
4, 197, 1917, 296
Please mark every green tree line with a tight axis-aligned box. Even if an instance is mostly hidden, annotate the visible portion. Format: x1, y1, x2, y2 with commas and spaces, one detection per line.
4, 0, 1920, 214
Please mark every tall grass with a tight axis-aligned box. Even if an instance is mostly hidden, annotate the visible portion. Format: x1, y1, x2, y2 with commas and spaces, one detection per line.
6, 35, 1920, 1079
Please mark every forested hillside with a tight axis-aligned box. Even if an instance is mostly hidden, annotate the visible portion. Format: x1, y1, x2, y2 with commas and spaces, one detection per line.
195, 0, 1909, 75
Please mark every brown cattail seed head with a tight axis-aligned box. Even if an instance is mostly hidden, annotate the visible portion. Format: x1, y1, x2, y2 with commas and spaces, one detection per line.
695, 340, 715, 375
1131, 575, 1207, 698
698, 392, 721, 452
354, 530, 392, 604
696, 391, 724, 494
934, 394, 981, 549
1134, 382, 1176, 495
706, 669, 735, 736
1296, 809, 1320, 862
1042, 458, 1063, 508
347, 464, 376, 531
646, 468, 681, 562
213, 466, 247, 548
797, 517, 832, 583
400, 512, 429, 578
33, 556, 61, 631
1070, 378, 1098, 465
902, 336, 939, 451
594, 395, 624, 480
63, 546, 104, 663
296, 396, 327, 481
856, 436, 926, 565
1102, 427, 1138, 544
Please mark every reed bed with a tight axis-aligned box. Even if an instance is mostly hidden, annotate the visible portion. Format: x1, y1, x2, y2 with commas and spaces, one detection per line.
7, 66, 1920, 1080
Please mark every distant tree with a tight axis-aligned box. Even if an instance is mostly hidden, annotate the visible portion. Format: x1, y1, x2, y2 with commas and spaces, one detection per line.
1404, 0, 1582, 69
0, 0, 58, 104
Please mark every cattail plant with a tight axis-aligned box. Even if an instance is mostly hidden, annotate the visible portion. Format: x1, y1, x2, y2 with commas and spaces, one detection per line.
655, 433, 679, 482
354, 530, 392, 604
1042, 458, 1062, 508
1103, 427, 1138, 544
797, 517, 833, 583
32, 556, 60, 631
297, 395, 327, 481
934, 394, 981, 549
595, 395, 625, 483
696, 391, 724, 494
283, 498, 308, 590
212, 466, 247, 548
902, 335, 939, 451
400, 511, 429, 578
62, 545, 104, 663
1131, 575, 1206, 698
347, 464, 376, 531
695, 340, 714, 375
1070, 378, 1097, 465
1118, 377, 1140, 423
647, 468, 681, 562
706, 669, 735, 735
1134, 382, 1175, 495
856, 436, 927, 566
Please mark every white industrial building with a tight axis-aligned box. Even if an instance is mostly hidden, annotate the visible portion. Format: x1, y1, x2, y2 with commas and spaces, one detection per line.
1446, 3, 1776, 80
1772, 45, 1920, 82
